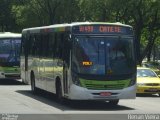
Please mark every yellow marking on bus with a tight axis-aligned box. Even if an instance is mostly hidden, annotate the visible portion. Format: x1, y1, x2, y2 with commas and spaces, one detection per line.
82, 61, 93, 66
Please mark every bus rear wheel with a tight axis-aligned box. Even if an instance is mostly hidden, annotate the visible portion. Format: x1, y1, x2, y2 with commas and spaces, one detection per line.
108, 99, 119, 106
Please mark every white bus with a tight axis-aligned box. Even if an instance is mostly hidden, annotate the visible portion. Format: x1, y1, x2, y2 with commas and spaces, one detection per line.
21, 22, 136, 105
0, 32, 21, 79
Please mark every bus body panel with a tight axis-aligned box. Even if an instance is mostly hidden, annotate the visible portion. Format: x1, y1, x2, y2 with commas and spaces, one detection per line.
26, 56, 64, 94
20, 56, 26, 83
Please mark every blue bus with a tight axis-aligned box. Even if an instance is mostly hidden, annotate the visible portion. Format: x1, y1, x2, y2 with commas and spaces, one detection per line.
0, 32, 21, 79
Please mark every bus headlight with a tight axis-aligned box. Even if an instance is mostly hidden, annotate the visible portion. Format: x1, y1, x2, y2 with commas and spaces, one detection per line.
137, 83, 145, 86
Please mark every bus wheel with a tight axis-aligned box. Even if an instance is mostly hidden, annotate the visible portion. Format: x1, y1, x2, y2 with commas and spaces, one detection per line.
159, 94, 160, 97
108, 99, 119, 106
31, 74, 38, 94
56, 82, 65, 103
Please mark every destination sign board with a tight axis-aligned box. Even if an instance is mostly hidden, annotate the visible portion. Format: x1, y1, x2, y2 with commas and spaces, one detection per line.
72, 25, 133, 35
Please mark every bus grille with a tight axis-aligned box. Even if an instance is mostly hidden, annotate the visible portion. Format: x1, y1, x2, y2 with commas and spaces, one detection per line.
84, 83, 125, 90
79, 78, 130, 90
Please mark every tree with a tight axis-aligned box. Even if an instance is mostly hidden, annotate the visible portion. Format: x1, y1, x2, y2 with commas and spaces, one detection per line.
109, 0, 160, 64
0, 0, 16, 32
1, 0, 160, 63
138, 0, 160, 62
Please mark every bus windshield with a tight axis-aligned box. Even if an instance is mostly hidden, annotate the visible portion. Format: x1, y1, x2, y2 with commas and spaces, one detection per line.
0, 38, 21, 66
72, 36, 135, 75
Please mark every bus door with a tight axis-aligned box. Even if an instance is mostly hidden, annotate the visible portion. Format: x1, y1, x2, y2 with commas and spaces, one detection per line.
63, 62, 68, 94
38, 59, 46, 89
62, 34, 71, 94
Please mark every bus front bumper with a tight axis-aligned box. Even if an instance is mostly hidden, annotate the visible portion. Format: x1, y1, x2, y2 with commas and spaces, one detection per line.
0, 72, 20, 79
68, 84, 136, 100
0, 72, 5, 78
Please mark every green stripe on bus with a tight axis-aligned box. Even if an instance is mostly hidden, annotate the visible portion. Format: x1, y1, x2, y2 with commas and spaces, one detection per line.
54, 27, 65, 32
0, 67, 20, 73
79, 78, 130, 90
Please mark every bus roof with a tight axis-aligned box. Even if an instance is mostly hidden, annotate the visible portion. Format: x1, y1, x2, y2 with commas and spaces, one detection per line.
70, 22, 131, 27
0, 32, 21, 38
22, 22, 132, 33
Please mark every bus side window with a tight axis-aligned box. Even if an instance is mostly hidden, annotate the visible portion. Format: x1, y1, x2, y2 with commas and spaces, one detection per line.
24, 34, 29, 57
34, 34, 40, 57
41, 35, 45, 57
39, 35, 43, 57
28, 35, 34, 56
54, 33, 58, 58
21, 35, 25, 56
59, 33, 64, 58
62, 33, 70, 66
55, 32, 64, 58
44, 34, 49, 57
31, 35, 36, 56
51, 33, 56, 58
48, 34, 54, 58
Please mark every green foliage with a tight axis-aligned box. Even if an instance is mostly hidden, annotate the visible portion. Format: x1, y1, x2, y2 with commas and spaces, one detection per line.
0, 0, 16, 32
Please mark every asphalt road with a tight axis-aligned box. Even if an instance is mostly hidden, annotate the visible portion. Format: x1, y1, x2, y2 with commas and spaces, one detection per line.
0, 79, 160, 120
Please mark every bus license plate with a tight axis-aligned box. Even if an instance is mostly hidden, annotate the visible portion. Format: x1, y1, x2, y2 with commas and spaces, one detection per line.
100, 92, 111, 96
